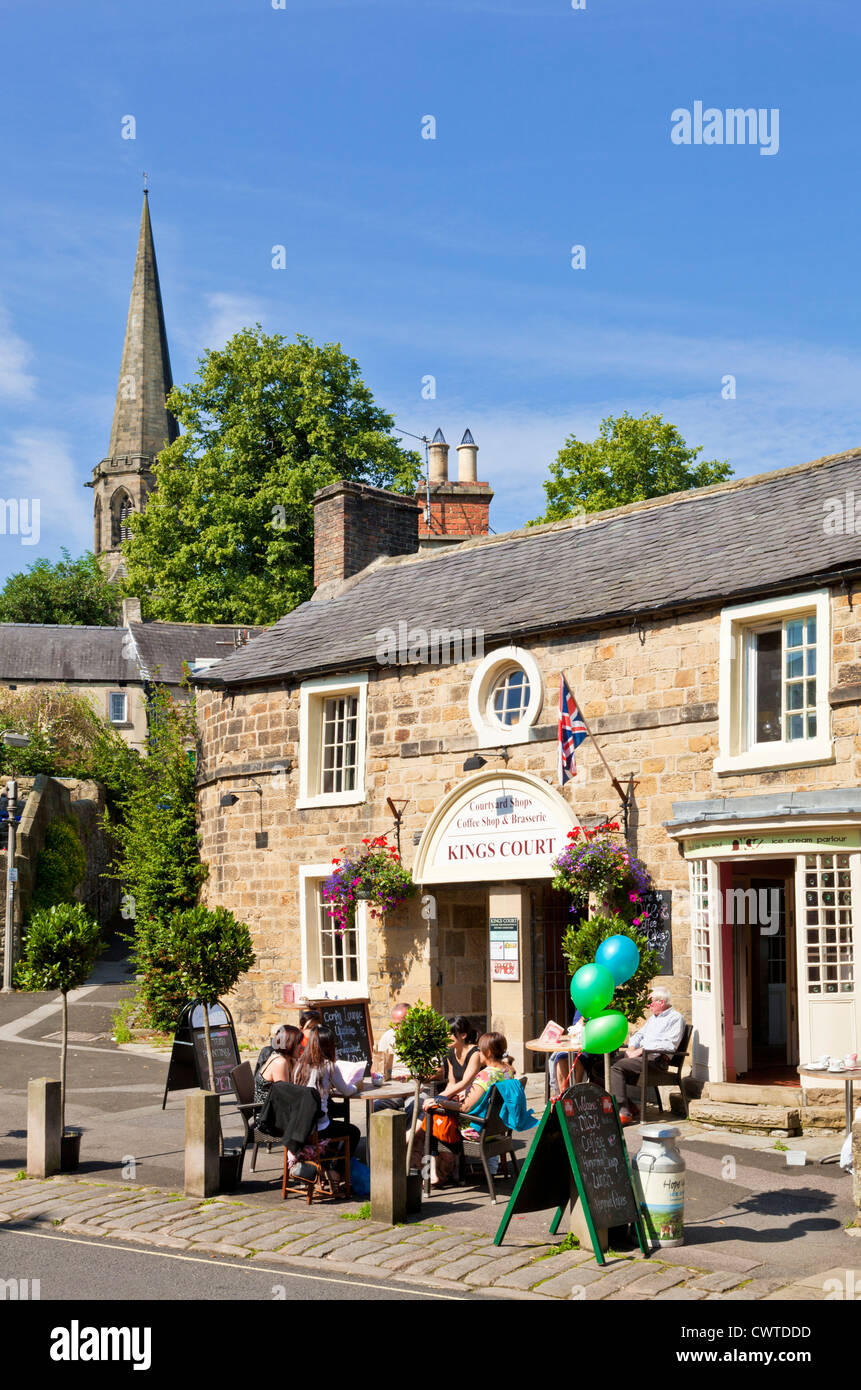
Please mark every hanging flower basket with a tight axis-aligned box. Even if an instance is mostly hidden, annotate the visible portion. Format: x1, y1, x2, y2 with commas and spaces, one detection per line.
550, 823, 653, 924
322, 835, 417, 933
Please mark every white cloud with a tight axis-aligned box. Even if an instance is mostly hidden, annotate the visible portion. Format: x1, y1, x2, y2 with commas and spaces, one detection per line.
0, 303, 36, 401
0, 429, 90, 563
181, 292, 270, 357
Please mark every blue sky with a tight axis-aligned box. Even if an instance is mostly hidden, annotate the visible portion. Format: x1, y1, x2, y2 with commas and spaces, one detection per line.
2, 0, 861, 582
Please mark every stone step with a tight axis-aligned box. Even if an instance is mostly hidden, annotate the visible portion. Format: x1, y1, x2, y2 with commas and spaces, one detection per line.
688, 1099, 801, 1135
705, 1082, 804, 1106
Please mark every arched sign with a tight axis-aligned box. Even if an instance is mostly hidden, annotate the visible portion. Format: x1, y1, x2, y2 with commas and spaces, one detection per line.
414, 770, 577, 884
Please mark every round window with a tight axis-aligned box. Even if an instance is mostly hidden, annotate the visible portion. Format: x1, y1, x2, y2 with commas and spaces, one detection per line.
490, 666, 531, 727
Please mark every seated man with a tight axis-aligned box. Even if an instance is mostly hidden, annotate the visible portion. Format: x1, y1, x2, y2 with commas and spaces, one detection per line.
585, 986, 684, 1125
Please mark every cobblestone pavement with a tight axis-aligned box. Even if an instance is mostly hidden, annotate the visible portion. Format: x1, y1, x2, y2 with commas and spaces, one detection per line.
0, 1170, 854, 1301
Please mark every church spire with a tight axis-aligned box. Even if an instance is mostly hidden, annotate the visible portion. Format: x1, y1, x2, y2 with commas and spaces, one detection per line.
107, 190, 177, 459
89, 192, 177, 577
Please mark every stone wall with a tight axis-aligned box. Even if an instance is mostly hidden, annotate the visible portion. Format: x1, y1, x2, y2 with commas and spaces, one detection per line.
195, 585, 861, 1042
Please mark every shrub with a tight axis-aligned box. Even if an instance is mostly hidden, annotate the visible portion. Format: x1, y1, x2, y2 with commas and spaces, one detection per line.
561, 913, 661, 1022
31, 819, 87, 913
169, 905, 256, 1086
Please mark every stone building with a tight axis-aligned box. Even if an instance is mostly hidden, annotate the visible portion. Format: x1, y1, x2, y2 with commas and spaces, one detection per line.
194, 434, 861, 1111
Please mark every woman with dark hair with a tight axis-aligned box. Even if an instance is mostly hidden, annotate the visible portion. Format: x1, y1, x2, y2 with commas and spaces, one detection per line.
293, 1025, 363, 1188
418, 1032, 516, 1184
436, 1016, 482, 1101
254, 1024, 303, 1105
457, 1033, 515, 1129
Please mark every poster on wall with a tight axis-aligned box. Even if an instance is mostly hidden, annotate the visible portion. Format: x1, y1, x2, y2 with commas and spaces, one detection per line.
490, 917, 520, 982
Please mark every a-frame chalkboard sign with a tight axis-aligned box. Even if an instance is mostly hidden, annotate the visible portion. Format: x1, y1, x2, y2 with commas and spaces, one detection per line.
161, 1000, 241, 1108
493, 1082, 649, 1264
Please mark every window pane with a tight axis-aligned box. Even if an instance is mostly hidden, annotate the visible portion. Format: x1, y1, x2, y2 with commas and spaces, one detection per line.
754, 629, 781, 742
786, 650, 803, 678
785, 619, 803, 647
806, 617, 816, 643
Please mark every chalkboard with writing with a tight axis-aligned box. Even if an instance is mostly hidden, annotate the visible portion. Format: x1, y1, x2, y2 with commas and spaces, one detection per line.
557, 1083, 639, 1229
639, 889, 673, 975
310, 999, 374, 1069
494, 1084, 646, 1263
162, 1000, 241, 1106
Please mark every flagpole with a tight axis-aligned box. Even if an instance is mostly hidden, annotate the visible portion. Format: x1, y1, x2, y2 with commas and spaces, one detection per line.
563, 675, 629, 820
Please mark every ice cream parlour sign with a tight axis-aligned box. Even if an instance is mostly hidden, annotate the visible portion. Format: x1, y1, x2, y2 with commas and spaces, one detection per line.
425, 783, 573, 882
683, 828, 861, 859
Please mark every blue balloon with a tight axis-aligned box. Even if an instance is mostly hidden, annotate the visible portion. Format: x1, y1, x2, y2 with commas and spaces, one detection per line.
596, 934, 640, 986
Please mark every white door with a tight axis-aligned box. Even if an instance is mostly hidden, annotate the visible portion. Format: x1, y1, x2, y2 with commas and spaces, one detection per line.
732, 903, 751, 1076
795, 850, 859, 1062
689, 859, 726, 1084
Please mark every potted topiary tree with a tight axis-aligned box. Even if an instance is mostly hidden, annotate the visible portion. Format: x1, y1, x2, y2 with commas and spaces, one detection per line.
390, 1000, 451, 1206
16, 901, 106, 1169
168, 905, 255, 1189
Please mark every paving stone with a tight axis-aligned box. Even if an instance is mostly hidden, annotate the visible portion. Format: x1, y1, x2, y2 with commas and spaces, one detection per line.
495, 1250, 588, 1290
243, 1230, 303, 1251
165, 1212, 251, 1237
543, 1262, 648, 1301
320, 1236, 403, 1263
397, 1229, 469, 1247
658, 1247, 762, 1274
464, 1251, 541, 1285
119, 1202, 202, 1230
106, 1200, 209, 1229
795, 1265, 861, 1289
761, 1286, 825, 1301
472, 1242, 554, 1260
431, 1253, 495, 1281
627, 1268, 689, 1295
731, 1277, 798, 1299
187, 1241, 254, 1259
109, 1229, 190, 1250
653, 1288, 708, 1300
688, 1270, 749, 1293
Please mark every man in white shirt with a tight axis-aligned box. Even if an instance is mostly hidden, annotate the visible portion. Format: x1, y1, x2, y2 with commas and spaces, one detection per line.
589, 986, 685, 1125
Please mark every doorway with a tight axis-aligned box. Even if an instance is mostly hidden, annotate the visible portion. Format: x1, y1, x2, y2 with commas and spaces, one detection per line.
537, 885, 584, 1030
728, 859, 798, 1078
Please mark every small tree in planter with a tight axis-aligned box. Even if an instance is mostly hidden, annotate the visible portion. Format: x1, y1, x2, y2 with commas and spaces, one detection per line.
322, 835, 417, 933
169, 905, 255, 1090
391, 1000, 451, 1173
16, 902, 105, 1153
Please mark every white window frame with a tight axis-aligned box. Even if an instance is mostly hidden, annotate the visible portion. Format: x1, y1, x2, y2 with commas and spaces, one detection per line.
468, 645, 544, 747
299, 864, 368, 1000
715, 590, 832, 775
108, 690, 128, 724
297, 673, 368, 809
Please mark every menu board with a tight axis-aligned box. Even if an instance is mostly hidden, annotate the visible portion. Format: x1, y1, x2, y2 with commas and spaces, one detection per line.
557, 1083, 639, 1228
639, 889, 673, 975
494, 1084, 645, 1262
191, 1024, 240, 1095
310, 999, 374, 1069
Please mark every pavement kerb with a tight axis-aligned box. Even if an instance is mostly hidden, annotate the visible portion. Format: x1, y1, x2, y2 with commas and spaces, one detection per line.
0, 1173, 825, 1301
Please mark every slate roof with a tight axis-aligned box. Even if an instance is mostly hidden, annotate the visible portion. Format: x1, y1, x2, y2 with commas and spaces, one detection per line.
0, 622, 260, 686
128, 623, 260, 684
0, 625, 136, 682
666, 790, 861, 826
193, 442, 861, 689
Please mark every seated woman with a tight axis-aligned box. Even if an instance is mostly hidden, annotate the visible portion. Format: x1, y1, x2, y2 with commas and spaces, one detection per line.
292, 1025, 363, 1193
298, 1009, 321, 1049
254, 1024, 303, 1105
419, 1032, 515, 1184
435, 1016, 482, 1102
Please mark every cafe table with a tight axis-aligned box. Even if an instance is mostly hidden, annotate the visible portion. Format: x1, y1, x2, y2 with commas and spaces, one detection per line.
797, 1064, 861, 1165
346, 1080, 415, 1164
525, 1038, 582, 1102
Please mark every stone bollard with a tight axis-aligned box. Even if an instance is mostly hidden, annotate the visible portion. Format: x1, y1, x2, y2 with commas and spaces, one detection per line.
27, 1078, 62, 1179
370, 1109, 407, 1225
184, 1092, 221, 1198
853, 1113, 861, 1219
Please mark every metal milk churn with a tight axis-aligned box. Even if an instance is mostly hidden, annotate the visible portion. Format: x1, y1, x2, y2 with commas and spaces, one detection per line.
632, 1123, 685, 1247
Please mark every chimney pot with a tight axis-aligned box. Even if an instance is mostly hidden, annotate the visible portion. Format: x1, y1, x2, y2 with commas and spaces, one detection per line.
428, 428, 449, 482
457, 428, 478, 483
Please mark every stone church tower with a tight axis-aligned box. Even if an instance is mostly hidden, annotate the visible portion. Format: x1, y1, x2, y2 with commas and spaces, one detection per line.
87, 191, 177, 579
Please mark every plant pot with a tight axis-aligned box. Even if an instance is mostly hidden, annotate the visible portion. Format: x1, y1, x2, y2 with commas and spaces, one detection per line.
406, 1171, 423, 1214
60, 1130, 82, 1171
219, 1152, 243, 1192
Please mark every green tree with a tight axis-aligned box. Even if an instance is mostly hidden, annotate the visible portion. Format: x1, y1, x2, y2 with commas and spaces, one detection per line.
0, 687, 131, 782
103, 686, 206, 1029
0, 549, 121, 626
530, 413, 732, 524
169, 905, 255, 1090
122, 328, 422, 624
17, 903, 105, 1133
31, 819, 87, 913
391, 1001, 451, 1171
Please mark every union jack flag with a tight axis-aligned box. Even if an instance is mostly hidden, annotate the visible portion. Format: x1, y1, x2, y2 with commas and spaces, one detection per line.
558, 676, 587, 786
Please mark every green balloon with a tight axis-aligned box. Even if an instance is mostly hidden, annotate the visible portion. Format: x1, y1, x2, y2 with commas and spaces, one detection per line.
570, 962, 615, 1018
583, 1009, 629, 1054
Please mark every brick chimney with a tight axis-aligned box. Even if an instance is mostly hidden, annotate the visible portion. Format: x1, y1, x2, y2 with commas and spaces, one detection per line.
313, 480, 421, 592
417, 428, 493, 547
